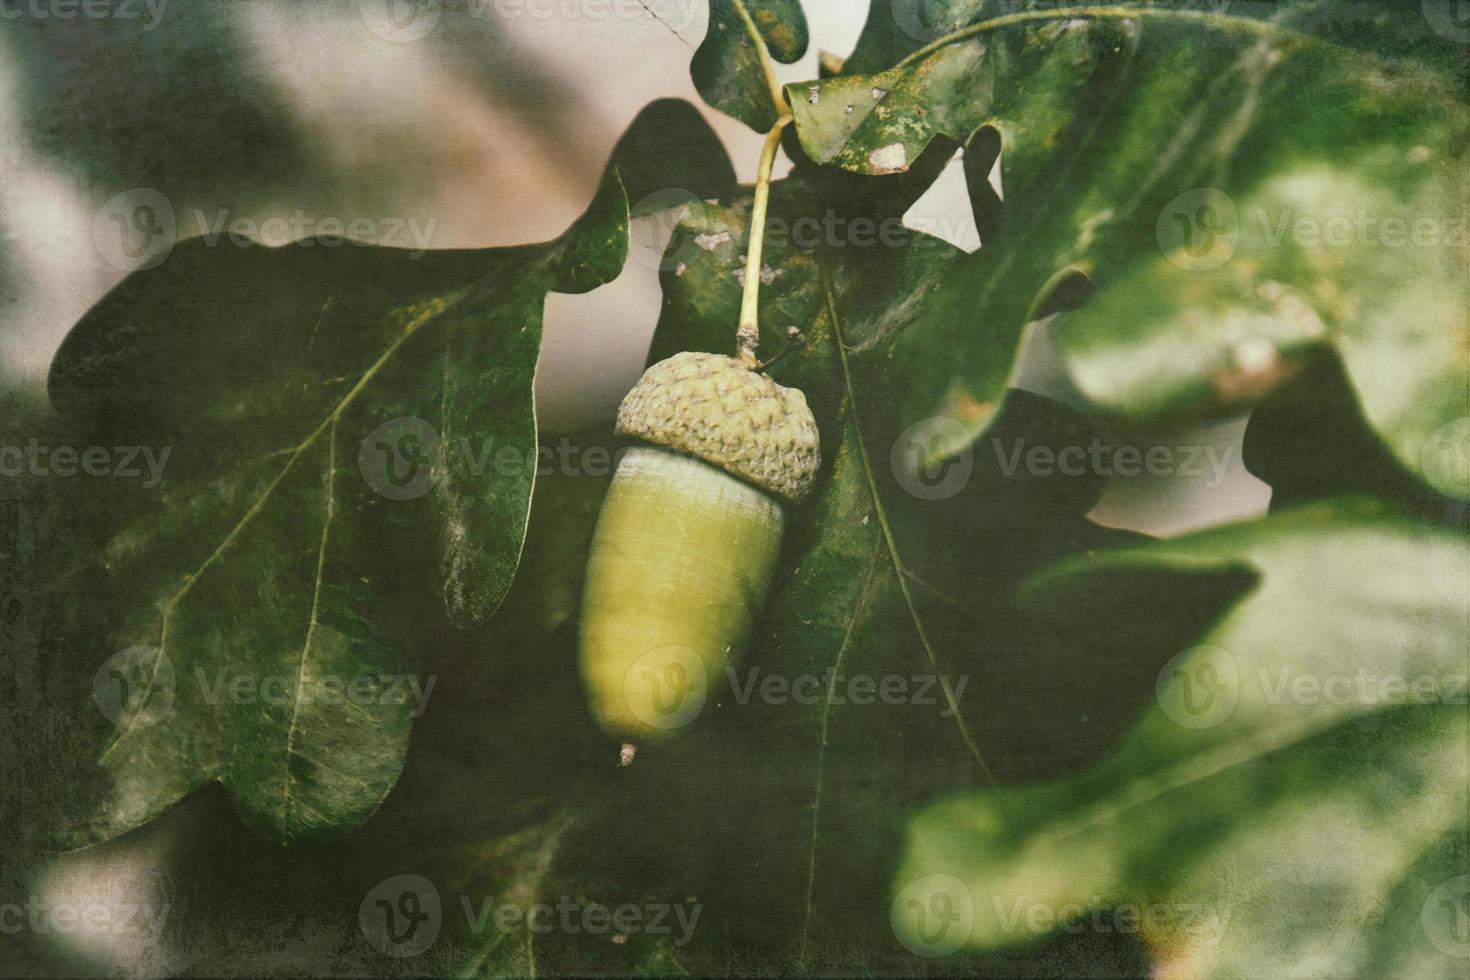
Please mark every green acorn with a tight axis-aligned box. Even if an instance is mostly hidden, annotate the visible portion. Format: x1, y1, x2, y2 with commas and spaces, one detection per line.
579, 350, 820, 741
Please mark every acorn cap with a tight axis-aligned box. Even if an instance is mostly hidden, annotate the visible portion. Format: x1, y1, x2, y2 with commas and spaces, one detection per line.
616, 351, 821, 504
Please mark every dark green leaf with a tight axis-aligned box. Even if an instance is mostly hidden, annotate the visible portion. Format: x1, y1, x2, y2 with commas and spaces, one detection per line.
34, 170, 628, 848
692, 0, 808, 130
1243, 352, 1466, 525
897, 499, 1469, 974
604, 98, 740, 213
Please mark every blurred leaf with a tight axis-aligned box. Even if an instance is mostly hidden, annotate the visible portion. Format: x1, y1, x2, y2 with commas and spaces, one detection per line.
34, 169, 629, 848
1243, 352, 1467, 525
692, 0, 808, 130
897, 499, 1469, 976
787, 2, 1470, 494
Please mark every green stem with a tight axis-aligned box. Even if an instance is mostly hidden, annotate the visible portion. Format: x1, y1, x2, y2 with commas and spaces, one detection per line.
896, 3, 1281, 68
737, 114, 793, 368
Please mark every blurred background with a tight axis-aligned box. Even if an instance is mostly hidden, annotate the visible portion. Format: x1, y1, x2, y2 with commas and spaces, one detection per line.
0, 0, 1269, 528
0, 1, 1270, 974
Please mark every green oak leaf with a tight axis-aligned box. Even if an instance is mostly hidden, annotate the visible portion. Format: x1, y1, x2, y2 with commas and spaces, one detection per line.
33, 170, 627, 848
27, 96, 741, 850
692, 0, 809, 130
896, 498, 1470, 976
787, 2, 1470, 494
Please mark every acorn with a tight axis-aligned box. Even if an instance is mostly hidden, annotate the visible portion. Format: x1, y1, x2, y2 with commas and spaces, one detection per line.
579, 350, 820, 741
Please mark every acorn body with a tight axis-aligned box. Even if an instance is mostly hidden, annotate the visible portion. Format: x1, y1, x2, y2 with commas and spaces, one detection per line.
580, 447, 783, 737
578, 351, 820, 742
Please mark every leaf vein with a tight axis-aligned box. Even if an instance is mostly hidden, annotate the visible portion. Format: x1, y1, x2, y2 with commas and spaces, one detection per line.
821, 264, 995, 784
100, 295, 454, 760
279, 416, 339, 834
796, 530, 886, 967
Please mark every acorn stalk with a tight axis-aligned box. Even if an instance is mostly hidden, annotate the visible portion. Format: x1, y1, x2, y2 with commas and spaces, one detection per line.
579, 351, 820, 741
